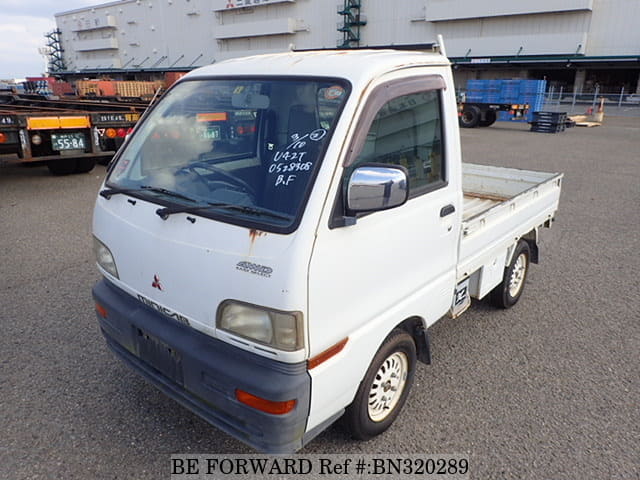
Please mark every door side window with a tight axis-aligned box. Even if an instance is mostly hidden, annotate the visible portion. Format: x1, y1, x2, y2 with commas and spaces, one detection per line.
348, 90, 445, 197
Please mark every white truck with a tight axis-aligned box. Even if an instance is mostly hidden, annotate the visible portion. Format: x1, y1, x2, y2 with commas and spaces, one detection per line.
92, 43, 563, 453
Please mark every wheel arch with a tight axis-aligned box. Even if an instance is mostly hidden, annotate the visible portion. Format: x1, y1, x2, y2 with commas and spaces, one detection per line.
505, 229, 539, 266
521, 228, 539, 264
396, 316, 431, 365
347, 316, 430, 406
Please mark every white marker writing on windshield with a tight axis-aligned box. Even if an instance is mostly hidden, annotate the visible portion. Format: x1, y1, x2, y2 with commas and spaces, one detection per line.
275, 174, 296, 187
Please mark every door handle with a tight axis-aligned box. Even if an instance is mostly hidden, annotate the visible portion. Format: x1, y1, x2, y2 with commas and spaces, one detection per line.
440, 204, 456, 217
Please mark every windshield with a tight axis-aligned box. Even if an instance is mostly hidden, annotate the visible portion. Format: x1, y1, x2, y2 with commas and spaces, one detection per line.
107, 78, 350, 232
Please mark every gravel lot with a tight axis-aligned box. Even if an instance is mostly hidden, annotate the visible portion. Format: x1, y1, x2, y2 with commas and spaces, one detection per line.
1, 116, 638, 479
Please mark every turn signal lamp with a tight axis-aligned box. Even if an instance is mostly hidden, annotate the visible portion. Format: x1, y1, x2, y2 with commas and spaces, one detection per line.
235, 389, 296, 415
105, 128, 117, 138
308, 338, 348, 370
95, 303, 108, 318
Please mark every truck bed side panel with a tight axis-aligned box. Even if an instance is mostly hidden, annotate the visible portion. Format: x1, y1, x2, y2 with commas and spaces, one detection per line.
457, 163, 562, 283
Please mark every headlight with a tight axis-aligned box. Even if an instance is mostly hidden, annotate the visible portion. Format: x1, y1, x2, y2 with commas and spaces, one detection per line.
217, 301, 303, 352
93, 236, 119, 279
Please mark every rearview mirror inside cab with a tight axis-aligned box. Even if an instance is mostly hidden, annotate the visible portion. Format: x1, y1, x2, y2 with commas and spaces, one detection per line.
231, 90, 270, 109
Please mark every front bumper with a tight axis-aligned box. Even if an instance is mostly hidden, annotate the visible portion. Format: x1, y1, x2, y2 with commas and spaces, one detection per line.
92, 279, 311, 453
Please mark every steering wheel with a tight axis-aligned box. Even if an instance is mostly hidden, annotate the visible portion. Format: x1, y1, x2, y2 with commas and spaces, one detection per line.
176, 161, 257, 200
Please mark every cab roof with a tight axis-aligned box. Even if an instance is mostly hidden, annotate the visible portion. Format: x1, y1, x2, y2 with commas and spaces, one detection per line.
185, 49, 450, 88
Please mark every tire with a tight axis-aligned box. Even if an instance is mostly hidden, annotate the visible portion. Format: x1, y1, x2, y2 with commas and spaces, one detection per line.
343, 329, 416, 440
479, 110, 497, 127
490, 240, 531, 309
47, 159, 77, 175
74, 158, 96, 174
459, 106, 481, 128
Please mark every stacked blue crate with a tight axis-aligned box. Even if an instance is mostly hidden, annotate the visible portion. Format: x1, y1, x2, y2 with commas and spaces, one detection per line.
499, 80, 521, 103
465, 79, 501, 103
495, 79, 547, 122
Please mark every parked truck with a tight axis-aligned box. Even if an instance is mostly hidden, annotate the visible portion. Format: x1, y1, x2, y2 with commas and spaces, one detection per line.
92, 41, 563, 453
0, 95, 146, 174
457, 97, 529, 127
457, 78, 547, 128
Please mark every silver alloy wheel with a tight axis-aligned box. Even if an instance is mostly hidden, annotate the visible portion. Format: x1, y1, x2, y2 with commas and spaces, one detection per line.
368, 351, 409, 422
508, 253, 527, 297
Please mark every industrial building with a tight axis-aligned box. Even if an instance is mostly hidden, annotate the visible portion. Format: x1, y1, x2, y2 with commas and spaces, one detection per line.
50, 0, 640, 95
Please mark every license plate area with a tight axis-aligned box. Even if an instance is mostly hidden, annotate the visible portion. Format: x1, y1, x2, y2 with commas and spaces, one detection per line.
50, 132, 87, 151
135, 328, 184, 385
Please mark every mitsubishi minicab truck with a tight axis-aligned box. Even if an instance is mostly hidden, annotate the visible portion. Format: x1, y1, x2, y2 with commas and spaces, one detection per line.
92, 42, 563, 453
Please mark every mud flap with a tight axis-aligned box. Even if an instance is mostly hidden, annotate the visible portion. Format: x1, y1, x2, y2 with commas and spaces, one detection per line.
449, 278, 471, 318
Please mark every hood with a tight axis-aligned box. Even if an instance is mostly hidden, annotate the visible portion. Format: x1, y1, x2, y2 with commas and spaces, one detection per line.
93, 193, 310, 359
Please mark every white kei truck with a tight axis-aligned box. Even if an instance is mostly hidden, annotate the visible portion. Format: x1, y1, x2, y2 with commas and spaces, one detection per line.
92, 42, 563, 453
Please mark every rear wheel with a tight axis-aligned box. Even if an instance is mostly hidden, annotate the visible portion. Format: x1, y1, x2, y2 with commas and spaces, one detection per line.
47, 158, 77, 175
74, 158, 96, 174
490, 240, 530, 309
479, 110, 497, 127
459, 106, 481, 128
343, 330, 416, 440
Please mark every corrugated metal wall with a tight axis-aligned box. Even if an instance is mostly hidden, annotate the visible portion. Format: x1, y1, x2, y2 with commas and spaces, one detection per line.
54, 0, 639, 73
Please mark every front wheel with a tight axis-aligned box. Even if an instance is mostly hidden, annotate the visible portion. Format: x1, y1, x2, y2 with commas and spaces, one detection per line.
343, 330, 416, 440
490, 240, 530, 309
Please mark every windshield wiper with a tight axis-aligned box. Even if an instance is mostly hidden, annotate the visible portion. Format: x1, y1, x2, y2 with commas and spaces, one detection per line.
224, 205, 292, 222
139, 186, 199, 203
156, 202, 225, 220
102, 186, 290, 222
156, 202, 292, 222
99, 186, 143, 199
100, 185, 198, 204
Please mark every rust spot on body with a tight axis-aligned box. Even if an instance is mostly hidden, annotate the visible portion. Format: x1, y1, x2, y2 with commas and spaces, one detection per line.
248, 229, 267, 257
464, 191, 509, 202
249, 229, 266, 243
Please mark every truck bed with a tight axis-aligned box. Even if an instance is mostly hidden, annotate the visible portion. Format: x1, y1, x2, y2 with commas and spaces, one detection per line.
457, 163, 563, 286
462, 192, 505, 222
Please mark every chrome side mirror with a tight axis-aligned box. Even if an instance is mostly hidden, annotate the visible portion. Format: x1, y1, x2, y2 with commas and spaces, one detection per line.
347, 164, 409, 213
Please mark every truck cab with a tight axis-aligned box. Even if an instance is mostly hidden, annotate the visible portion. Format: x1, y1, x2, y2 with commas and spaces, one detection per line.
92, 48, 562, 453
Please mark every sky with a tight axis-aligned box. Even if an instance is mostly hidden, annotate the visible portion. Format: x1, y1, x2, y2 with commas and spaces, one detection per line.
0, 0, 100, 79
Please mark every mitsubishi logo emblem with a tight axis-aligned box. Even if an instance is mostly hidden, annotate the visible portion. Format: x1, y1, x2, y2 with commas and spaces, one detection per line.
152, 274, 163, 291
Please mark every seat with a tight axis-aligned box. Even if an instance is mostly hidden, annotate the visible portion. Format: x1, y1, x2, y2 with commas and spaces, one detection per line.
287, 104, 317, 141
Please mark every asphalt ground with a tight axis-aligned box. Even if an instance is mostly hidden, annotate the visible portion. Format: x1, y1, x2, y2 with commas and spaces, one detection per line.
1, 116, 639, 479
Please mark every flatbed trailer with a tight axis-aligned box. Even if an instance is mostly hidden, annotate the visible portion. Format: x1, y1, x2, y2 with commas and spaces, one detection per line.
0, 95, 147, 174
